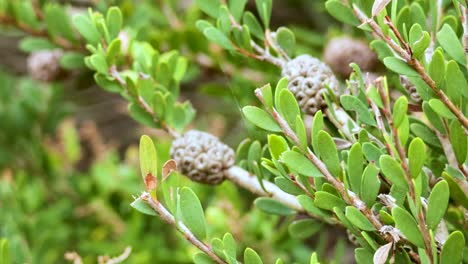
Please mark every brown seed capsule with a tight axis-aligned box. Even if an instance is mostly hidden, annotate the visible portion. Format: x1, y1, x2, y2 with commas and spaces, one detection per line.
27, 50, 63, 82
281, 54, 340, 115
323, 37, 378, 78
170, 130, 235, 185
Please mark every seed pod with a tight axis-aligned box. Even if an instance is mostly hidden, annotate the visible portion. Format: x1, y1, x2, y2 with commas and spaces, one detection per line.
324, 37, 378, 78
27, 50, 63, 82
400, 76, 422, 103
170, 130, 235, 185
281, 54, 340, 115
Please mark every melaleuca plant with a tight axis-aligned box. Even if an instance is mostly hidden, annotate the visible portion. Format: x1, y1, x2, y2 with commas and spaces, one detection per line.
2, 0, 468, 263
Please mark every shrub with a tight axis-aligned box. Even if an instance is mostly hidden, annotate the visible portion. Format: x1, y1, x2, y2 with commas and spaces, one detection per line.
1, 0, 467, 263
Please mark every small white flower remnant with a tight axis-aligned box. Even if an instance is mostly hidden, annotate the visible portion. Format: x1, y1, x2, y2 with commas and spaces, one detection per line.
378, 194, 397, 209
400, 76, 422, 103
281, 55, 340, 115
170, 130, 235, 185
27, 50, 63, 82
379, 225, 402, 243
324, 36, 379, 78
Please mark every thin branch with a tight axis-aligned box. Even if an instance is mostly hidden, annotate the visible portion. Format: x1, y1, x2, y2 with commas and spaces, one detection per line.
109, 66, 180, 138
353, 5, 468, 131
377, 82, 434, 263
0, 14, 84, 52
254, 88, 424, 262
140, 192, 227, 264
224, 166, 303, 212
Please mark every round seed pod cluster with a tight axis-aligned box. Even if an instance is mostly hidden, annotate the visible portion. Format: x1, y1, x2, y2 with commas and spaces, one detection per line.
400, 76, 422, 103
170, 130, 235, 185
323, 36, 378, 78
281, 54, 340, 115
27, 50, 63, 82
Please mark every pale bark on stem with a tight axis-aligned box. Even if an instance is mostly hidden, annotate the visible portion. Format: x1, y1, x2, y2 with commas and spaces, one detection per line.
353, 5, 468, 131
224, 166, 303, 212
140, 192, 227, 264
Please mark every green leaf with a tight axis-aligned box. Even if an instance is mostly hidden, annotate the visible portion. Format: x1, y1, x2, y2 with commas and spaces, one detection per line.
441, 172, 468, 208
422, 102, 445, 133
348, 143, 364, 194
180, 187, 207, 240
242, 106, 281, 132
288, 219, 322, 239
274, 177, 303, 195
139, 135, 158, 181
392, 207, 425, 248
244, 248, 263, 264
311, 110, 324, 153
355, 248, 374, 264
392, 96, 408, 128
73, 13, 101, 45
314, 191, 347, 211
255, 0, 272, 28
298, 195, 331, 219
89, 53, 108, 75
44, 4, 76, 42
268, 134, 288, 160
295, 116, 308, 150
317, 131, 341, 177
0, 239, 11, 264
408, 138, 426, 179
383, 57, 418, 76
229, 0, 247, 21
203, 27, 234, 50
445, 61, 468, 101
130, 197, 157, 216
94, 73, 121, 93
276, 27, 295, 57
243, 12, 264, 40
379, 155, 408, 189
409, 24, 430, 58
195, 0, 221, 18
410, 123, 441, 148
340, 95, 376, 126
345, 206, 376, 231
223, 233, 237, 264
254, 197, 295, 215
450, 120, 467, 164
362, 142, 384, 165
440, 231, 465, 264
426, 180, 449, 230
360, 163, 380, 206
106, 7, 122, 39
193, 253, 216, 264
325, 0, 359, 26
437, 24, 466, 66
281, 151, 322, 177
428, 49, 446, 87
60, 52, 86, 69
19, 37, 57, 52
278, 89, 300, 127
428, 99, 456, 119
259, 84, 273, 110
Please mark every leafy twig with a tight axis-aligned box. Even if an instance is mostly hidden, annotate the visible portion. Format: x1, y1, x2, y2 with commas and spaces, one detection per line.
140, 192, 227, 264
109, 66, 180, 138
376, 80, 434, 263
353, 5, 468, 131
